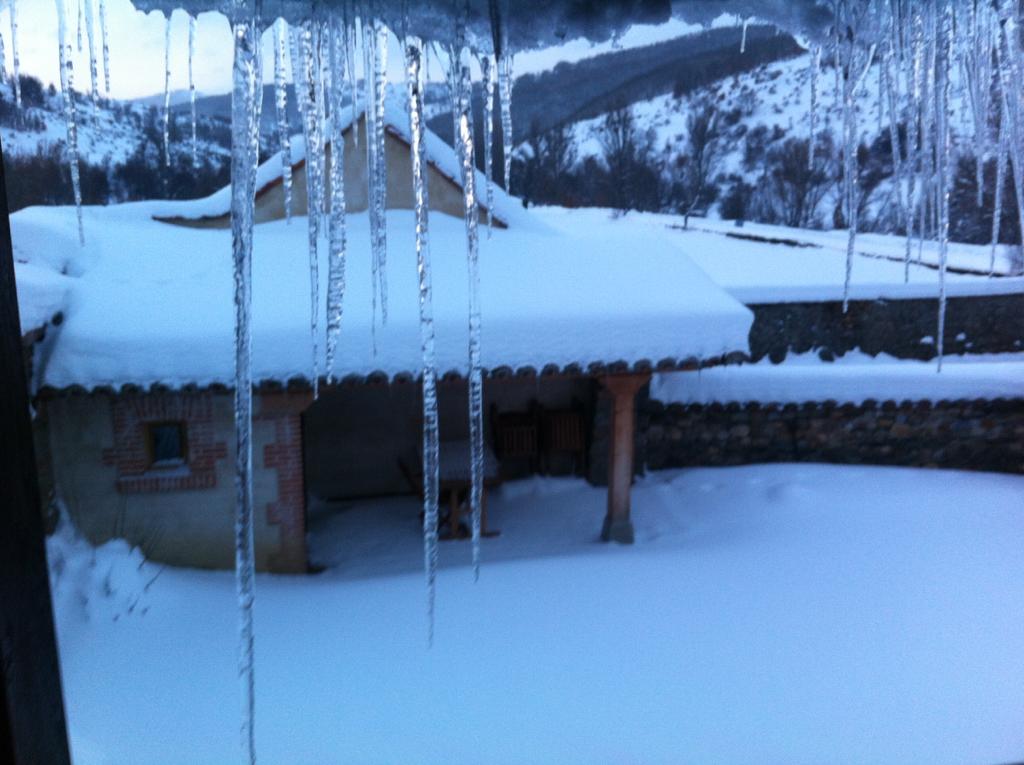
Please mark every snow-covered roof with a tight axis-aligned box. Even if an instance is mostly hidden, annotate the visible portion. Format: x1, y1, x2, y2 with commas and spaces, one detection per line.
17, 202, 753, 393
14, 261, 72, 337
148, 100, 528, 230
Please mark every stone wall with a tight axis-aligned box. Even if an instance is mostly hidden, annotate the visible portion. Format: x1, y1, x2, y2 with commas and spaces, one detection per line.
748, 292, 1024, 363
639, 396, 1024, 475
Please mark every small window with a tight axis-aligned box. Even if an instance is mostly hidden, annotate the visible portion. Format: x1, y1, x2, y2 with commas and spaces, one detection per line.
146, 422, 188, 468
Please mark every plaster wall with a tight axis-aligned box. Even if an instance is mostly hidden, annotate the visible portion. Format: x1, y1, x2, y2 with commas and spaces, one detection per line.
44, 393, 306, 572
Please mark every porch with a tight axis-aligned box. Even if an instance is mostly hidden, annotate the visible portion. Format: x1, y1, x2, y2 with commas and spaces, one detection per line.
302, 370, 653, 552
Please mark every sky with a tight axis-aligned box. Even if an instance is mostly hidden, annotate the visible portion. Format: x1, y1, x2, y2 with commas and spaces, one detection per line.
0, 0, 735, 101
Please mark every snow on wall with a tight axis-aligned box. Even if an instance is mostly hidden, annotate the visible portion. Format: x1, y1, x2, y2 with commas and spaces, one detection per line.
650, 351, 1024, 406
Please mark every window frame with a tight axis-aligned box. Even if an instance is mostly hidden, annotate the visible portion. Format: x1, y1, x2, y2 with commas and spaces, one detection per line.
144, 420, 189, 470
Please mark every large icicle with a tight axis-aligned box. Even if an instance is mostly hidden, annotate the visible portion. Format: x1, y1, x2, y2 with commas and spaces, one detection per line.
0, 31, 6, 84
54, 0, 84, 246
451, 44, 485, 581
325, 16, 347, 382
293, 21, 324, 398
370, 21, 389, 325
498, 50, 513, 191
10, 0, 20, 108
838, 4, 876, 313
273, 18, 294, 221
228, 1, 262, 761
996, 1, 1024, 279
162, 14, 172, 167
740, 17, 749, 54
405, 37, 441, 644
99, 0, 111, 94
83, 0, 99, 109
480, 53, 496, 234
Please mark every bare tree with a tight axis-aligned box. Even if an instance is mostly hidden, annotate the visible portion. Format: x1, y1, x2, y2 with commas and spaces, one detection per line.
599, 105, 658, 213
760, 136, 833, 228
675, 98, 722, 228
517, 119, 578, 206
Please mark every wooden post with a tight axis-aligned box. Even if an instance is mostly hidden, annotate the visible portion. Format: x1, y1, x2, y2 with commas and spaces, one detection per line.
0, 134, 73, 764
600, 373, 650, 544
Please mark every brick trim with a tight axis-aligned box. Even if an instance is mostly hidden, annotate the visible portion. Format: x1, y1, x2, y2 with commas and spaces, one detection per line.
259, 409, 308, 572
103, 393, 227, 493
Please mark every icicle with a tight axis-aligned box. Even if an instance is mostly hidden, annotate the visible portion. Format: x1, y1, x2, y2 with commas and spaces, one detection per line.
906, 2, 924, 271
293, 21, 324, 398
994, 11, 1024, 283
935, 0, 953, 371
449, 43, 485, 582
808, 44, 820, 169
740, 18, 749, 54
99, 0, 111, 94
189, 14, 198, 167
76, 0, 83, 52
882, 37, 911, 282
363, 20, 389, 334
373, 21, 389, 324
10, 0, 20, 109
405, 37, 441, 644
989, 121, 1007, 276
228, 1, 262, 761
83, 0, 98, 109
362, 22, 380, 343
162, 14, 172, 167
273, 18, 294, 221
840, 18, 877, 312
498, 50, 513, 192
317, 22, 331, 222
480, 53, 496, 235
325, 16, 347, 382
0, 32, 7, 85
348, 18, 358, 150
54, 0, 84, 246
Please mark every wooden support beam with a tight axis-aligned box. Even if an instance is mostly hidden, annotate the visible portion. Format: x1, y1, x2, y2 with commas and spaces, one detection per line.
600, 373, 650, 544
0, 134, 73, 764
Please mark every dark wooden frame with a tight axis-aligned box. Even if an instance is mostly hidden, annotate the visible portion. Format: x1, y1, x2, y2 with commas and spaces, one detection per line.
0, 133, 73, 763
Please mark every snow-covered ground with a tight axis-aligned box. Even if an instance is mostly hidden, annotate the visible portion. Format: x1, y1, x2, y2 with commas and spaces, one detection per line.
651, 351, 1024, 406
52, 465, 1024, 764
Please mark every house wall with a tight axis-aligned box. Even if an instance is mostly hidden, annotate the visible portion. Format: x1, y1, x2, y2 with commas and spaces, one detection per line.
303, 376, 594, 499
171, 118, 496, 229
43, 391, 309, 573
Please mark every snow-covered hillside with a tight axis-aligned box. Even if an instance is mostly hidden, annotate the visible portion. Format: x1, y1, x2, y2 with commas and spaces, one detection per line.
568, 48, 974, 178
0, 79, 229, 167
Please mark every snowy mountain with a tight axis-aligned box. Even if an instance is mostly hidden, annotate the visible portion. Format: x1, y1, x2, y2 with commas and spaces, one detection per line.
520, 45, 1008, 244
0, 75, 233, 211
